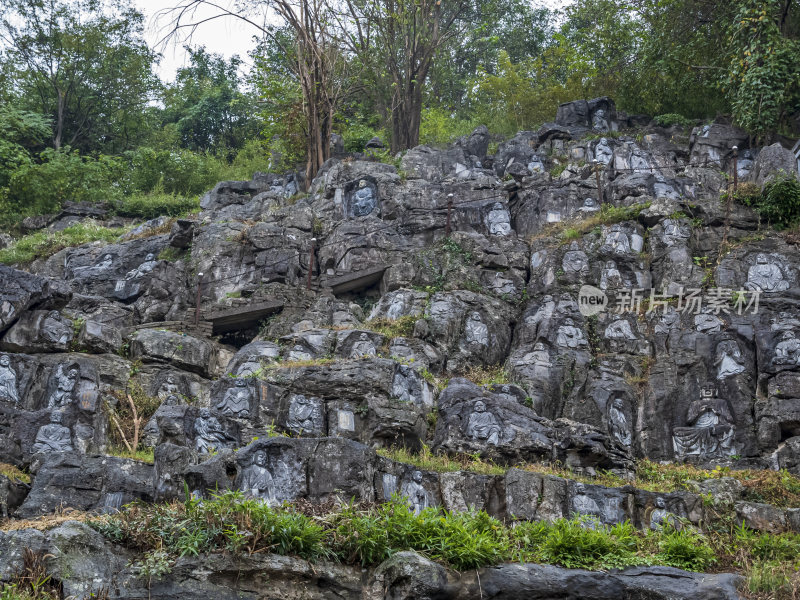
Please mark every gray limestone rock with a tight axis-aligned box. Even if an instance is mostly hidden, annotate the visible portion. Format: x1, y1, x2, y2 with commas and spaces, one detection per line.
752, 142, 799, 187
0, 266, 69, 336
129, 329, 219, 377
16, 453, 154, 517
0, 310, 74, 353
455, 564, 742, 600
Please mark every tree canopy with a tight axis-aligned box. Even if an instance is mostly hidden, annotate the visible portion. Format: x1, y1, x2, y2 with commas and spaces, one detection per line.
0, 0, 798, 213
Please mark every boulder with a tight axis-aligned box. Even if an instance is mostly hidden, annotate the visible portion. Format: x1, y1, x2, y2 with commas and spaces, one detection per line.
16, 453, 154, 517
752, 142, 799, 187
459, 125, 490, 160
129, 329, 219, 377
455, 564, 742, 600
0, 266, 69, 335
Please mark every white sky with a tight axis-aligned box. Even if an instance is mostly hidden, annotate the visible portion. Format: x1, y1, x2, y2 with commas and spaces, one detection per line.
135, 0, 574, 82
134, 0, 264, 81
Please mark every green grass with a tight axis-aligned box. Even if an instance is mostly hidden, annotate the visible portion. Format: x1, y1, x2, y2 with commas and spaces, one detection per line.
560, 227, 581, 243
0, 221, 124, 265
111, 191, 200, 219
106, 447, 155, 464
377, 444, 506, 476
530, 201, 651, 244
92, 492, 733, 574
459, 364, 512, 386
364, 316, 417, 338
0, 463, 30, 484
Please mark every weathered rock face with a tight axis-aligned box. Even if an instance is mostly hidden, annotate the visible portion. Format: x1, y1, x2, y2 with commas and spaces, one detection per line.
2, 96, 800, 595
752, 142, 799, 187
0, 528, 745, 600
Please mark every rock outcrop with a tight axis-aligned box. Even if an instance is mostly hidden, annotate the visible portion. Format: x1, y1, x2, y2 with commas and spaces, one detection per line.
1, 99, 799, 598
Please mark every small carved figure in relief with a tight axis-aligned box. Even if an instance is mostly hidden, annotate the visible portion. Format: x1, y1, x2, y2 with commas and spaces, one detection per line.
401, 470, 429, 515
556, 318, 588, 349
650, 497, 676, 530
350, 333, 377, 358
33, 411, 73, 454
351, 180, 377, 217
746, 253, 789, 293
673, 387, 736, 459
215, 378, 252, 418
0, 354, 19, 406
194, 409, 231, 454
608, 397, 632, 447
48, 365, 79, 409
466, 400, 502, 446
239, 449, 276, 505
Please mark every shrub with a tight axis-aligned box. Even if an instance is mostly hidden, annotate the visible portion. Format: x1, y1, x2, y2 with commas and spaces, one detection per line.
746, 531, 800, 562
111, 191, 199, 219
3, 148, 122, 220
228, 139, 273, 179
754, 175, 800, 229
342, 122, 386, 153
419, 107, 477, 147
653, 113, 693, 128
0, 221, 123, 265
535, 518, 641, 570
119, 147, 227, 197
653, 525, 716, 571
331, 503, 392, 565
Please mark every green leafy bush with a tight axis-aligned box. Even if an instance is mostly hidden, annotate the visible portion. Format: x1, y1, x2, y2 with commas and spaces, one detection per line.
533, 518, 640, 570
653, 113, 693, 128
753, 176, 800, 229
3, 148, 122, 220
342, 123, 386, 153
111, 191, 199, 219
0, 221, 124, 265
653, 525, 716, 571
119, 147, 227, 197
419, 107, 476, 147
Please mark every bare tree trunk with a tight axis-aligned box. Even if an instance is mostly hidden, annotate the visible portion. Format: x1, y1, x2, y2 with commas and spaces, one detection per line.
54, 89, 64, 150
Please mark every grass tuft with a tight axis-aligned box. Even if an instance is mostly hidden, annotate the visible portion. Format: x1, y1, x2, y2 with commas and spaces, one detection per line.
0, 463, 30, 484
364, 316, 417, 338
378, 444, 505, 476
0, 221, 124, 265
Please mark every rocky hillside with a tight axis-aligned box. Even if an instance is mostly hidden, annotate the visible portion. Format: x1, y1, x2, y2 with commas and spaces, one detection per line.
1, 97, 800, 599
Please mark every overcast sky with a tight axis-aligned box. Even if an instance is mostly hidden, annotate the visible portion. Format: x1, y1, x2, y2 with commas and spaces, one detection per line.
134, 0, 263, 81
135, 0, 573, 82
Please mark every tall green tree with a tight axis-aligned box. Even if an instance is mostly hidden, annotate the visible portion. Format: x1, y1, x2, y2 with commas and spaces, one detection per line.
0, 0, 158, 154
560, 0, 800, 137
0, 105, 51, 189
163, 46, 261, 157
339, 0, 477, 152
428, 0, 553, 114
725, 0, 800, 141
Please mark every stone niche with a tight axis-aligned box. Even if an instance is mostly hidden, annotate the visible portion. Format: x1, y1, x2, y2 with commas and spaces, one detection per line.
343, 177, 380, 219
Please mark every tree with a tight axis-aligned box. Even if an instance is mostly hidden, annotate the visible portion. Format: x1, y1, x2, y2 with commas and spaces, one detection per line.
338, 0, 476, 152
560, 0, 800, 137
0, 0, 159, 154
163, 0, 346, 186
162, 46, 261, 157
427, 0, 553, 115
0, 105, 51, 189
725, 0, 800, 141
